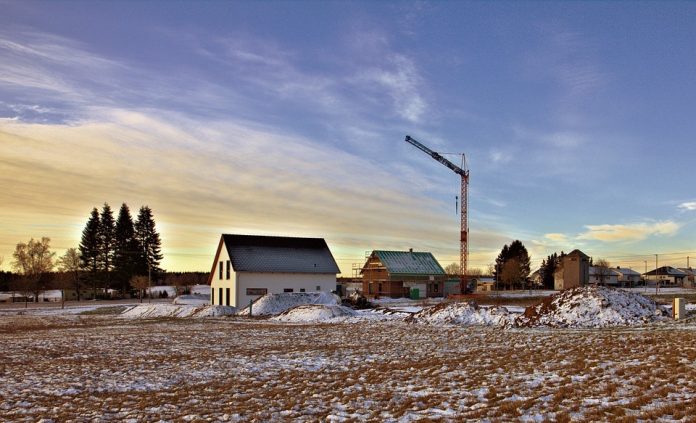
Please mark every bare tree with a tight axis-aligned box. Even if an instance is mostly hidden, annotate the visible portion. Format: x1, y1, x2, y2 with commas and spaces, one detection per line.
57, 248, 82, 306
593, 258, 612, 286
130, 275, 149, 303
444, 262, 460, 276
12, 237, 55, 305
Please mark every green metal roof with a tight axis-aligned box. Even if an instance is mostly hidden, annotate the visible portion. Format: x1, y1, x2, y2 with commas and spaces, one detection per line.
372, 250, 445, 276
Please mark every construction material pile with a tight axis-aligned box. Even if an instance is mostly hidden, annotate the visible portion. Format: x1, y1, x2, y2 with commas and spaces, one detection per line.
516, 285, 667, 328
271, 304, 358, 323
406, 301, 513, 326
120, 304, 236, 319
237, 292, 340, 317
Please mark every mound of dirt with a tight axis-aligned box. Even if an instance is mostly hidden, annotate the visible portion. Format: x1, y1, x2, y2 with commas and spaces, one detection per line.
237, 292, 340, 316
516, 286, 667, 328
406, 301, 513, 326
120, 304, 236, 319
271, 304, 358, 323
172, 294, 209, 305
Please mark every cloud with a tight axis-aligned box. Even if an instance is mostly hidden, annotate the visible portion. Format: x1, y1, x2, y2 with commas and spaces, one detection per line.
544, 233, 568, 243
578, 221, 680, 242
678, 201, 696, 211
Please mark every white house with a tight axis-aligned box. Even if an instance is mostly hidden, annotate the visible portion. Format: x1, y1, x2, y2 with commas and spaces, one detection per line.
643, 266, 688, 286
209, 234, 340, 307
615, 267, 641, 286
588, 266, 621, 285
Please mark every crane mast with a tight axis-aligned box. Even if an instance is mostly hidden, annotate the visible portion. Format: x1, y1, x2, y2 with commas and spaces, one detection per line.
405, 135, 470, 293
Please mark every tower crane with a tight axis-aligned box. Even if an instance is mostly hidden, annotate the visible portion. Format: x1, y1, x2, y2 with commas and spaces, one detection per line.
404, 135, 470, 294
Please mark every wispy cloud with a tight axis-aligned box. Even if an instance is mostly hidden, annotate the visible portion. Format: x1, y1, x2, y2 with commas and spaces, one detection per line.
544, 233, 568, 243
578, 221, 680, 242
678, 201, 696, 211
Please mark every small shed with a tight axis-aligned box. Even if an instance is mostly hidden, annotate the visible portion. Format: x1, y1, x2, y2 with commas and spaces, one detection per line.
361, 249, 446, 298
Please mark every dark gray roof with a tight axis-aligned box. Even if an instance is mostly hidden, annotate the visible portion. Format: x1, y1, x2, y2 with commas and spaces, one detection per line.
365, 250, 445, 276
643, 266, 687, 277
222, 234, 340, 274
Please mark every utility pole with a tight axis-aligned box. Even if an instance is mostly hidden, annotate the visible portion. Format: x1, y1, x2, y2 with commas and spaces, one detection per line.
655, 254, 659, 295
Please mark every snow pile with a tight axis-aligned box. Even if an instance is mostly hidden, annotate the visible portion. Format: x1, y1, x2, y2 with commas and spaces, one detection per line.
173, 294, 209, 305
516, 286, 668, 328
237, 292, 340, 316
406, 301, 513, 326
271, 304, 358, 323
120, 304, 236, 319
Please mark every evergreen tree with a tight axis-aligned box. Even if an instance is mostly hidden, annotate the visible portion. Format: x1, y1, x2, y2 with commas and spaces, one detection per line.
114, 203, 141, 294
79, 208, 101, 297
495, 240, 531, 289
98, 203, 116, 274
135, 206, 163, 278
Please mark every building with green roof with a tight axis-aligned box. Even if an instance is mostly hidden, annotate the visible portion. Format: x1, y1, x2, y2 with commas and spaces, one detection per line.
360, 249, 446, 298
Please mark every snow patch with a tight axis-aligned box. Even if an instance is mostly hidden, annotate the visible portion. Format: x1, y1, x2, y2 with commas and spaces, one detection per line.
120, 304, 236, 319
406, 301, 513, 326
271, 304, 358, 323
516, 286, 668, 328
237, 292, 339, 316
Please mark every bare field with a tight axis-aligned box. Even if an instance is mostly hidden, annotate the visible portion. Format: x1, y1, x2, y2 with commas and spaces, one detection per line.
2, 316, 696, 422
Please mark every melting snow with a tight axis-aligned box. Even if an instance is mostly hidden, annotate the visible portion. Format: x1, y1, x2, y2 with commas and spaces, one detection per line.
237, 292, 340, 316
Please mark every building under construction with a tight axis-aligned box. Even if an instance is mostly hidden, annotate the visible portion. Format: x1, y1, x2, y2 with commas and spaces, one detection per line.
360, 249, 447, 298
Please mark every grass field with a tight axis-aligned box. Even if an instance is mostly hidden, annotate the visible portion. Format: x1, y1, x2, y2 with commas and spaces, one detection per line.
2, 315, 696, 422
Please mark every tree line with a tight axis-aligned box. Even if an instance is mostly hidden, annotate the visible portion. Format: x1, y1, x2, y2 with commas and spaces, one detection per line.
78, 203, 163, 297
6, 203, 171, 304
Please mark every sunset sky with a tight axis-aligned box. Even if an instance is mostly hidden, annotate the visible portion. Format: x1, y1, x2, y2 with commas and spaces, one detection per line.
2, 1, 696, 275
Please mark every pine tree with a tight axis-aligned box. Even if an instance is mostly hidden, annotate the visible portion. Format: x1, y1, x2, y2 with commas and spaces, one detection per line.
79, 207, 101, 297
114, 203, 141, 294
495, 240, 531, 290
135, 206, 163, 278
98, 203, 116, 274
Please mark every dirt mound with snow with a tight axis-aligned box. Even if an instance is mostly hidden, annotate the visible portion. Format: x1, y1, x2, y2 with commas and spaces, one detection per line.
173, 294, 209, 305
237, 292, 340, 316
271, 304, 358, 323
406, 301, 513, 326
516, 286, 667, 328
120, 304, 236, 319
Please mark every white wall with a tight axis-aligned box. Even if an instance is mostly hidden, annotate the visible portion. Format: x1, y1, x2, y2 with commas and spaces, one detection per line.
210, 243, 236, 306
236, 272, 336, 308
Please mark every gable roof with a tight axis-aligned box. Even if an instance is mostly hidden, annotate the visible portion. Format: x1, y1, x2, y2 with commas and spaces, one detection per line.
643, 266, 687, 277
364, 250, 445, 276
589, 266, 621, 277
221, 234, 340, 274
616, 267, 641, 276
567, 249, 589, 259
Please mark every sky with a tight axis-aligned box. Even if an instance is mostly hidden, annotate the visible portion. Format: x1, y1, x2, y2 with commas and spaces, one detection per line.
2, 1, 696, 275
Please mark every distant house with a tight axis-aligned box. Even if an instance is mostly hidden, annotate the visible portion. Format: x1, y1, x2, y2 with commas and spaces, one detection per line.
474, 276, 496, 293
678, 268, 695, 288
208, 234, 340, 308
643, 266, 688, 286
361, 249, 446, 298
554, 249, 590, 290
615, 267, 642, 286
589, 266, 621, 285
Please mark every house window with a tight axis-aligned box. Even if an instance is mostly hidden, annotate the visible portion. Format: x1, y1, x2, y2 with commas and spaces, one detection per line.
316, 285, 321, 291
434, 283, 439, 293
226, 260, 231, 280
226, 288, 230, 306
219, 261, 223, 279
211, 287, 214, 305
284, 288, 294, 293
246, 288, 268, 296
219, 288, 223, 305
300, 288, 306, 292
